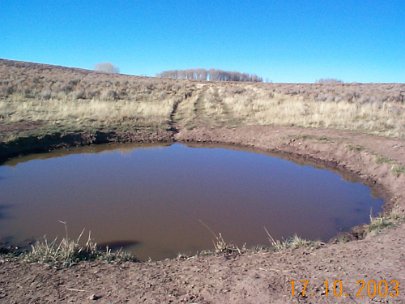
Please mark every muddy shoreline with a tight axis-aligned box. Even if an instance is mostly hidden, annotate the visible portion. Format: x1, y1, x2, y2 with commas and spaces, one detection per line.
1, 125, 404, 303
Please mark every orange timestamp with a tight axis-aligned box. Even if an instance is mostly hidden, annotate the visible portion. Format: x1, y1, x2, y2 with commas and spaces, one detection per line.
290, 279, 400, 299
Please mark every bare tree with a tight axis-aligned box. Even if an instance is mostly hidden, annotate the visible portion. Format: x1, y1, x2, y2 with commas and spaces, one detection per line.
316, 78, 343, 84
157, 68, 263, 82
95, 62, 120, 74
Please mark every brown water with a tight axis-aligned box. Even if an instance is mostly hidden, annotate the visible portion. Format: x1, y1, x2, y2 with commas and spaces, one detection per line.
0, 143, 382, 260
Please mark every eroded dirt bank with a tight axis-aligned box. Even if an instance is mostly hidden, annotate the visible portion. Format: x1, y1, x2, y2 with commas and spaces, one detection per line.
0, 129, 173, 165
1, 125, 405, 303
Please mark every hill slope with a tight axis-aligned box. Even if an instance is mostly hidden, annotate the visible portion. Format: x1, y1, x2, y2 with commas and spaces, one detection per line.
1, 58, 404, 145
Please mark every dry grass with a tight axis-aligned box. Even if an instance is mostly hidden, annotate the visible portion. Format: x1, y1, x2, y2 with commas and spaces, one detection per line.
0, 59, 197, 141
0, 95, 175, 141
185, 85, 405, 138
372, 155, 405, 176
23, 224, 136, 267
367, 212, 404, 235
264, 227, 321, 251
197, 220, 243, 255
212, 233, 243, 255
1, 59, 405, 141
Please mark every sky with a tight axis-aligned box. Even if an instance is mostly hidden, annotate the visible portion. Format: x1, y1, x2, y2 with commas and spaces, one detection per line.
1, 0, 404, 83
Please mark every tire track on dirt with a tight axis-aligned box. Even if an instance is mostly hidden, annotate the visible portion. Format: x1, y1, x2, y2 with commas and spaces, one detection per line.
194, 85, 240, 128
167, 89, 194, 135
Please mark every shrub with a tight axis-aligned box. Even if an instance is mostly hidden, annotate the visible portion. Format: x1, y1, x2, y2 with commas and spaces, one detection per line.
95, 62, 120, 74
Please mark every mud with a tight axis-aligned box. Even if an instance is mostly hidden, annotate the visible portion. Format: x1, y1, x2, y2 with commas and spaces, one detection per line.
0, 125, 405, 303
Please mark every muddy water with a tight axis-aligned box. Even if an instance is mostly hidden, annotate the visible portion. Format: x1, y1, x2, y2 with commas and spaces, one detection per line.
0, 143, 382, 260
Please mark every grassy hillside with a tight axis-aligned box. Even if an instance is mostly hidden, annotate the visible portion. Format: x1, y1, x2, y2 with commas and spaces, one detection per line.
0, 59, 197, 141
1, 59, 404, 142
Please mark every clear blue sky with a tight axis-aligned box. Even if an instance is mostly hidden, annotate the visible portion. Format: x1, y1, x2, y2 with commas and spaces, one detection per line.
1, 1, 404, 82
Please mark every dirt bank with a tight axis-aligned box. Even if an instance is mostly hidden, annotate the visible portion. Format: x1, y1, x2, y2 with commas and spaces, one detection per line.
0, 128, 174, 165
1, 125, 404, 303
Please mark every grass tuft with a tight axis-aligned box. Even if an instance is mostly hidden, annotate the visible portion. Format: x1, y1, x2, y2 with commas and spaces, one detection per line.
368, 212, 403, 234
347, 144, 365, 152
212, 233, 243, 255
264, 227, 320, 251
198, 219, 243, 255
391, 165, 405, 176
376, 155, 394, 165
23, 224, 136, 267
373, 155, 405, 176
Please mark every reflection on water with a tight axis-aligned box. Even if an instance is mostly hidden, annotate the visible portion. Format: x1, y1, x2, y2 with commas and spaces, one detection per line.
3, 142, 171, 167
96, 240, 140, 252
0, 143, 383, 260
0, 204, 12, 221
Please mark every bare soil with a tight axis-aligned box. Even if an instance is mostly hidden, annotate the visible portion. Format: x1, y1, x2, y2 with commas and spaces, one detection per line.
1, 125, 404, 303
0, 125, 173, 165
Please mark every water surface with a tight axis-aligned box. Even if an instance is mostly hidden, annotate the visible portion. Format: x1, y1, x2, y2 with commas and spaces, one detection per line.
0, 143, 382, 260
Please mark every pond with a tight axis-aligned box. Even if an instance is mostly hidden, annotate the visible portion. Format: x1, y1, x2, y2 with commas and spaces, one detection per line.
0, 143, 383, 260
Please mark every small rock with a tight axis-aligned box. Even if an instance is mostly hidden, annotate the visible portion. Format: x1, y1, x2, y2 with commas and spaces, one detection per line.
89, 294, 101, 300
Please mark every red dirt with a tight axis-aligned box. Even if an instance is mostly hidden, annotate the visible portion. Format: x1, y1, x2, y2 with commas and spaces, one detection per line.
1, 125, 405, 303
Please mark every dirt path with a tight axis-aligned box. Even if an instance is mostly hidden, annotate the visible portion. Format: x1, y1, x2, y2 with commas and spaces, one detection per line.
167, 91, 194, 134
1, 125, 405, 303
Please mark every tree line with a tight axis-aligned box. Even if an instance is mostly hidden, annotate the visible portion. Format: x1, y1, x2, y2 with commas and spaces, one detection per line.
157, 69, 263, 82
316, 78, 343, 84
